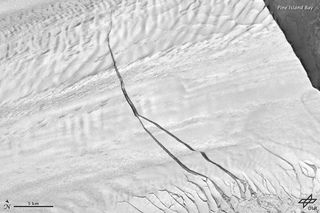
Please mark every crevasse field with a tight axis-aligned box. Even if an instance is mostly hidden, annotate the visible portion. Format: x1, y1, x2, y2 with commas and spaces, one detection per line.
0, 0, 320, 212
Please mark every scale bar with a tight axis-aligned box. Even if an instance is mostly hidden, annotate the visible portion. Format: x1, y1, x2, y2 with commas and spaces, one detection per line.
14, 205, 54, 208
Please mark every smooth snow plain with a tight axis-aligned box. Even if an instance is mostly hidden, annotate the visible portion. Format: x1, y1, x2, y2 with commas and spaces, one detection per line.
0, 0, 319, 212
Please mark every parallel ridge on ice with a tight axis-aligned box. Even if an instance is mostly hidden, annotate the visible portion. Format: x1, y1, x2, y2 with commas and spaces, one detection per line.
0, 0, 319, 213
0, 0, 271, 104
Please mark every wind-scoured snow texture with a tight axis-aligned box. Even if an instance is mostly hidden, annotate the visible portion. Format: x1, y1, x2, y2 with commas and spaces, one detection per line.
0, 0, 272, 104
0, 0, 319, 212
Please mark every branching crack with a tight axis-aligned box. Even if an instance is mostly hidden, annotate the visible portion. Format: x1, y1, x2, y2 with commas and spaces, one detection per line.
174, 185, 201, 213
118, 201, 144, 213
159, 189, 190, 213
106, 12, 242, 212
134, 194, 166, 213
259, 144, 302, 198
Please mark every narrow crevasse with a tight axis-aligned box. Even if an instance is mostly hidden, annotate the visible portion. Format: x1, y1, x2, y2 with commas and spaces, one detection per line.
1, 0, 320, 212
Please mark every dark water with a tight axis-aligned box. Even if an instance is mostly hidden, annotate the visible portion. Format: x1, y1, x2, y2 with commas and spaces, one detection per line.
264, 0, 320, 90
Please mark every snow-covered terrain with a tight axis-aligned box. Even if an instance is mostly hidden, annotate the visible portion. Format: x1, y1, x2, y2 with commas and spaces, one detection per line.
0, 0, 319, 212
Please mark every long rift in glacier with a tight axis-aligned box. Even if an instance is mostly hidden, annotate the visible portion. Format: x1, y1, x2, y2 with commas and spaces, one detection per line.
1, 0, 320, 212
106, 11, 256, 212
0, 0, 272, 105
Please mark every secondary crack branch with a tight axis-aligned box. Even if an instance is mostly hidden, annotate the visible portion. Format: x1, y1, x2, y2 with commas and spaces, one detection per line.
106, 13, 236, 212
